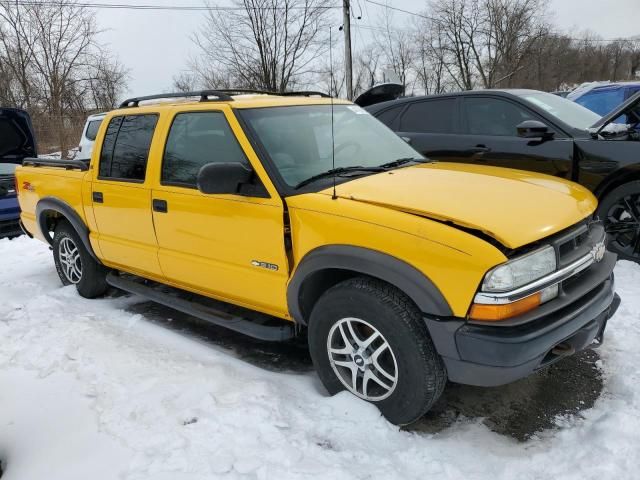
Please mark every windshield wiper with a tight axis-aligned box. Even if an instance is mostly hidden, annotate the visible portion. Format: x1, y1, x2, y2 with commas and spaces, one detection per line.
294, 166, 385, 189
379, 157, 428, 169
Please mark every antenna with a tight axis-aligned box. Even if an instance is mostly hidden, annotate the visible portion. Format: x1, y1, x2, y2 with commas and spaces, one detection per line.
329, 26, 337, 200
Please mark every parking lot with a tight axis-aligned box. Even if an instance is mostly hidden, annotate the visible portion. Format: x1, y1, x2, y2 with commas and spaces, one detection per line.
1, 236, 639, 480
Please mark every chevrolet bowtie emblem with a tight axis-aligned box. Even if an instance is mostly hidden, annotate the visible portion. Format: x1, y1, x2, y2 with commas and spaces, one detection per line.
590, 241, 606, 263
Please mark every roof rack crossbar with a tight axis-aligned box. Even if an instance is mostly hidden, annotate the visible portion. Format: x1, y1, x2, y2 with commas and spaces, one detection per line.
217, 88, 330, 98
119, 90, 234, 108
281, 91, 331, 98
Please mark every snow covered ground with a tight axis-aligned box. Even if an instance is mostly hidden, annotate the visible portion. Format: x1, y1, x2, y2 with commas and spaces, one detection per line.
0, 236, 639, 480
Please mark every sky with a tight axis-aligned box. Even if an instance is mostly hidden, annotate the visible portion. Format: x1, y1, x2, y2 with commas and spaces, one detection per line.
94, 0, 640, 98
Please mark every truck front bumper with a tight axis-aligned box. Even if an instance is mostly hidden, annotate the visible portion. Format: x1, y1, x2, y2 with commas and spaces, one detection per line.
426, 251, 620, 387
0, 218, 22, 238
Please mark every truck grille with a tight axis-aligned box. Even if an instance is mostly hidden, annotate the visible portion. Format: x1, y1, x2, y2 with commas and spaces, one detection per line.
0, 175, 15, 195
551, 221, 605, 269
0, 219, 21, 238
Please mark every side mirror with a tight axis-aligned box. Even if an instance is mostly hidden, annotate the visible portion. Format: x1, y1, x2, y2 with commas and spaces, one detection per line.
197, 162, 254, 195
517, 120, 554, 140
0, 184, 7, 197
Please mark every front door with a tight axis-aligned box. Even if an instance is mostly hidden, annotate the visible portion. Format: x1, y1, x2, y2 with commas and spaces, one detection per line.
150, 108, 290, 317
91, 113, 163, 277
457, 96, 574, 179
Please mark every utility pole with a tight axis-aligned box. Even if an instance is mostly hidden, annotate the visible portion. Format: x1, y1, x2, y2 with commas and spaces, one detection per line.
342, 0, 353, 100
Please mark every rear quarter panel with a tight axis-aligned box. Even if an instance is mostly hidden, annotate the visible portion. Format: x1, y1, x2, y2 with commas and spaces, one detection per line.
16, 166, 91, 243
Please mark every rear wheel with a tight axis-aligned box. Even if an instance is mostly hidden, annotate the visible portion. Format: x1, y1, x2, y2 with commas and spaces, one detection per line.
307, 276, 446, 425
598, 181, 640, 263
52, 221, 109, 298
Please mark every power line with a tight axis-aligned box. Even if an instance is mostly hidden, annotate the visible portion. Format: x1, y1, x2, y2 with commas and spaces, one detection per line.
363, 0, 430, 20
363, 0, 639, 43
13, 1, 341, 11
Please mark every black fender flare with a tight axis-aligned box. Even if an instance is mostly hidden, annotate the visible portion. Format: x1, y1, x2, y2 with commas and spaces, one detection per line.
35, 196, 101, 263
287, 245, 453, 325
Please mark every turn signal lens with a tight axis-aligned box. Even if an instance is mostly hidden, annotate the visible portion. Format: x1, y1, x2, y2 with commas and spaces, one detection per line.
469, 293, 541, 321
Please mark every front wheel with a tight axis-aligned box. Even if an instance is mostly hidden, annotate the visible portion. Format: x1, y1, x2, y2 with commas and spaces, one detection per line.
307, 277, 446, 425
52, 221, 109, 298
597, 181, 640, 263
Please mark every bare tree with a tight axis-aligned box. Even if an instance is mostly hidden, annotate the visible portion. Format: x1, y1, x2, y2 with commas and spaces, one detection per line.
191, 0, 330, 92
0, 1, 39, 108
88, 56, 128, 110
0, 0, 128, 155
376, 12, 415, 91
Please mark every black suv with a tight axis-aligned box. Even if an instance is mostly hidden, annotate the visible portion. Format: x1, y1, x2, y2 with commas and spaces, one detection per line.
366, 89, 640, 263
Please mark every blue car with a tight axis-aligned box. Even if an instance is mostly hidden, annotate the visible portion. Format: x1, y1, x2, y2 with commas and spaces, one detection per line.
0, 107, 37, 238
568, 81, 640, 123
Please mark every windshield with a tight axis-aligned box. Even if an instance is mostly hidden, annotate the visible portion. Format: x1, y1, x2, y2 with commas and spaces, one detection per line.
240, 104, 423, 188
0, 163, 18, 175
516, 91, 601, 130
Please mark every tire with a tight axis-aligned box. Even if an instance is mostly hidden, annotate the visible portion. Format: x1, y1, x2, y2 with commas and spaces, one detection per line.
597, 181, 640, 263
52, 221, 109, 298
307, 276, 447, 425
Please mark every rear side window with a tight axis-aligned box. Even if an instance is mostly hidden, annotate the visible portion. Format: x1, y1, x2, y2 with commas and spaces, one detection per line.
162, 111, 249, 188
399, 99, 455, 133
99, 114, 158, 181
85, 119, 103, 141
375, 105, 403, 129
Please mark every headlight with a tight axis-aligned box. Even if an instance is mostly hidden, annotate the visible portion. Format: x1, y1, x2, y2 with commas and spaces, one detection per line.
482, 245, 556, 292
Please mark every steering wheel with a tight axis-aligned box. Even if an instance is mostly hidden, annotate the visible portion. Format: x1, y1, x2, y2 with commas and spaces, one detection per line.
334, 141, 362, 158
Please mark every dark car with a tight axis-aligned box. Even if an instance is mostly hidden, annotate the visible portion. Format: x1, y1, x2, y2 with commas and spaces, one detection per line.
0, 107, 37, 238
365, 89, 640, 263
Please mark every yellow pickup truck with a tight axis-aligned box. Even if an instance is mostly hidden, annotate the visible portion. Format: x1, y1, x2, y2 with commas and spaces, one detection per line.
16, 90, 619, 425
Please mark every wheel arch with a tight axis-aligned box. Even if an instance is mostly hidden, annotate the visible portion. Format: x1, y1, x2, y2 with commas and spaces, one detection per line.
35, 197, 101, 263
287, 245, 453, 325
594, 164, 640, 202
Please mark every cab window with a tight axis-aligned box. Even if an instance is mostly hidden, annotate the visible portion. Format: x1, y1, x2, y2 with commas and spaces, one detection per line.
162, 111, 250, 188
462, 97, 535, 136
399, 99, 456, 133
99, 114, 158, 181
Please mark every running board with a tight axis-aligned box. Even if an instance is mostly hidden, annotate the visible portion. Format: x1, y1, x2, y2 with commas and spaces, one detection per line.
106, 273, 296, 342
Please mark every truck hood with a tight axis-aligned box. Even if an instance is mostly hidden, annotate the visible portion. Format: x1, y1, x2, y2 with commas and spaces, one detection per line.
0, 108, 37, 162
328, 163, 597, 249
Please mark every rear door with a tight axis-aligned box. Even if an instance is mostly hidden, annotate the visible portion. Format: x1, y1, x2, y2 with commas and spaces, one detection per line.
455, 96, 574, 179
91, 113, 163, 277
393, 97, 466, 162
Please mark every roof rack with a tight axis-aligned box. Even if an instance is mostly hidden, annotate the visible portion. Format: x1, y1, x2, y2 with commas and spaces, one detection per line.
119, 90, 235, 108
119, 88, 332, 108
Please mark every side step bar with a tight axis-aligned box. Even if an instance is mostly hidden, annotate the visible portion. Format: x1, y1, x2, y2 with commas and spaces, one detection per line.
106, 273, 295, 342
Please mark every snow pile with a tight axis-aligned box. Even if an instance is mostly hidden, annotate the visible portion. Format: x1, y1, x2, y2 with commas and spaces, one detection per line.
0, 236, 639, 479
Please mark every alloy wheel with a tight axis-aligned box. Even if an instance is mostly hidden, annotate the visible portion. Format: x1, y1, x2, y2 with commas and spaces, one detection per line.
59, 237, 83, 284
327, 317, 398, 401
605, 193, 640, 260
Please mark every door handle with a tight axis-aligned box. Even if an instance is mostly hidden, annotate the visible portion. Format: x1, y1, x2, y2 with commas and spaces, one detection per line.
153, 199, 168, 213
92, 191, 103, 203
471, 145, 491, 153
